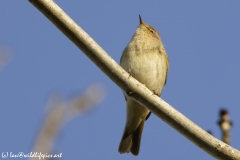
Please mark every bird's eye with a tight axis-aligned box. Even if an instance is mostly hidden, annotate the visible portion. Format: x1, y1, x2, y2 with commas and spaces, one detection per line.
150, 29, 154, 33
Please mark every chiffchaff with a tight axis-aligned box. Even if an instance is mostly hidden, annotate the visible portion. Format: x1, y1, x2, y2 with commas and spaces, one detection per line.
119, 15, 169, 156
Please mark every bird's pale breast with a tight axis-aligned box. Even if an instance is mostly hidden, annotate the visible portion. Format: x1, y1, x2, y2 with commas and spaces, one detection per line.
120, 43, 167, 95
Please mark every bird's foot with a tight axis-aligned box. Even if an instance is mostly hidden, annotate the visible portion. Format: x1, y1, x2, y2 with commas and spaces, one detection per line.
128, 73, 132, 79
126, 90, 134, 96
152, 90, 159, 96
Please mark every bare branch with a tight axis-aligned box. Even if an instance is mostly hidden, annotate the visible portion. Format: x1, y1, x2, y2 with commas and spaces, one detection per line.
218, 109, 233, 145
28, 0, 240, 159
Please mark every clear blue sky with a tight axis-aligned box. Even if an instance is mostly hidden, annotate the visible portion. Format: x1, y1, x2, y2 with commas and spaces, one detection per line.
1, 1, 240, 160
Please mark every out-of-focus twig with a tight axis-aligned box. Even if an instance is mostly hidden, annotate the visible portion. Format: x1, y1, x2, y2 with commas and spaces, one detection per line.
217, 109, 233, 144
63, 84, 105, 123
0, 45, 11, 72
30, 84, 105, 160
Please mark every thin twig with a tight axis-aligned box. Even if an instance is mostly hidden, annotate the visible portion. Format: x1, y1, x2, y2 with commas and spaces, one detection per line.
218, 109, 233, 145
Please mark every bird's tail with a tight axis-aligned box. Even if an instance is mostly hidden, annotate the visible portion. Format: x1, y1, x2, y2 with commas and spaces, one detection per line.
118, 120, 145, 156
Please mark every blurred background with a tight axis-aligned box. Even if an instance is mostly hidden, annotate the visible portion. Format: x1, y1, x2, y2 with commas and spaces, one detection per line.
0, 1, 239, 159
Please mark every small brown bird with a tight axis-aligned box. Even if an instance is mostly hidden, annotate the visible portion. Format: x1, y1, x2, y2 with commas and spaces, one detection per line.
119, 15, 169, 156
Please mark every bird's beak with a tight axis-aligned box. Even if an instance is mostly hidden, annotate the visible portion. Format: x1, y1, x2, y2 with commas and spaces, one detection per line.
139, 15, 143, 24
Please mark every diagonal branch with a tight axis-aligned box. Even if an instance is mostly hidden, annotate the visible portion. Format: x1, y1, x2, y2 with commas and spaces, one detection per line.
28, 0, 240, 159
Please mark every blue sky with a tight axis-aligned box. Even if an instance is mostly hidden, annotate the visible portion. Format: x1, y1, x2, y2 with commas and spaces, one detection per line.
1, 1, 240, 160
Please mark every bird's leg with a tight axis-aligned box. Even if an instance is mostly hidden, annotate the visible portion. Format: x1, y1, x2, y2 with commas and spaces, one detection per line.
128, 72, 132, 79
126, 89, 134, 96
152, 90, 159, 96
